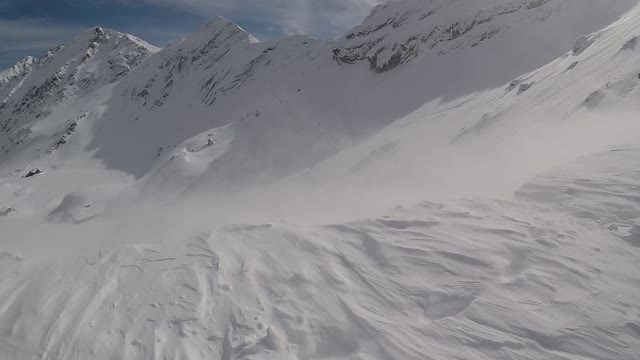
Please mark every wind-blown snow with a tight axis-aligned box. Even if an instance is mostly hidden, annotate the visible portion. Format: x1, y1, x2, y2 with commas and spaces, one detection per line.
2, 0, 640, 359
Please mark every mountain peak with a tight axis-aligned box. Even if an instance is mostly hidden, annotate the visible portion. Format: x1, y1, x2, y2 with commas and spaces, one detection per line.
203, 16, 241, 30
189, 16, 260, 47
76, 26, 113, 44
0, 25, 158, 137
72, 26, 159, 53
0, 56, 35, 84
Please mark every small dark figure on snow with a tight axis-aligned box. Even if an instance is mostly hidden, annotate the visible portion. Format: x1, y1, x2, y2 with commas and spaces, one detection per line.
0, 208, 15, 216
23, 168, 43, 178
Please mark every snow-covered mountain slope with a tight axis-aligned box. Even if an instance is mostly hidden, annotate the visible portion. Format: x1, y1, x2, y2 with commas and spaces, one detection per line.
278, 0, 640, 213
334, 0, 635, 72
3, 151, 640, 360
0, 0, 635, 186
0, 27, 158, 172
80, 0, 636, 184
0, 56, 35, 94
2, 0, 640, 359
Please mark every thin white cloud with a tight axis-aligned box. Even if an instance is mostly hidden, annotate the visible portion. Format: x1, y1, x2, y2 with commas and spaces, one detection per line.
0, 18, 81, 69
0, 18, 78, 40
131, 0, 383, 37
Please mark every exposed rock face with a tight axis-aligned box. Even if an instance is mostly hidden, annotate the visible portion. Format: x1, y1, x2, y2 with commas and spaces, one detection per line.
122, 17, 271, 109
0, 56, 35, 87
332, 0, 557, 73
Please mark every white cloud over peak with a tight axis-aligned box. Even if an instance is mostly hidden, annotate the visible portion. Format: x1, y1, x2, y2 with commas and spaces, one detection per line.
133, 0, 383, 37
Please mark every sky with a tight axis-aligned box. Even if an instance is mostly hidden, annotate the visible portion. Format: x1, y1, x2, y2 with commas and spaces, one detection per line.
0, 0, 382, 70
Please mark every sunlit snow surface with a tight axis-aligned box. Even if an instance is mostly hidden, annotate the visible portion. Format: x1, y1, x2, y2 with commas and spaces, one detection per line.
2, 148, 640, 360
2, 0, 640, 359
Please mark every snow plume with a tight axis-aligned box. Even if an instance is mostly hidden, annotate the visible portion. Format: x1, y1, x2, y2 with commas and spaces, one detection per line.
166, 103, 640, 228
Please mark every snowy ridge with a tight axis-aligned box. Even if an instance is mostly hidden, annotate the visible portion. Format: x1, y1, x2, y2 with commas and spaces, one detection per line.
1, 26, 158, 109
0, 56, 35, 86
78, 0, 637, 184
0, 27, 158, 168
122, 17, 262, 111
332, 0, 636, 72
0, 57, 35, 121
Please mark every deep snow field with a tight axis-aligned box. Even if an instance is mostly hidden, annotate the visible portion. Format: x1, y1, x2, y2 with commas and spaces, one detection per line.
2, 0, 640, 359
